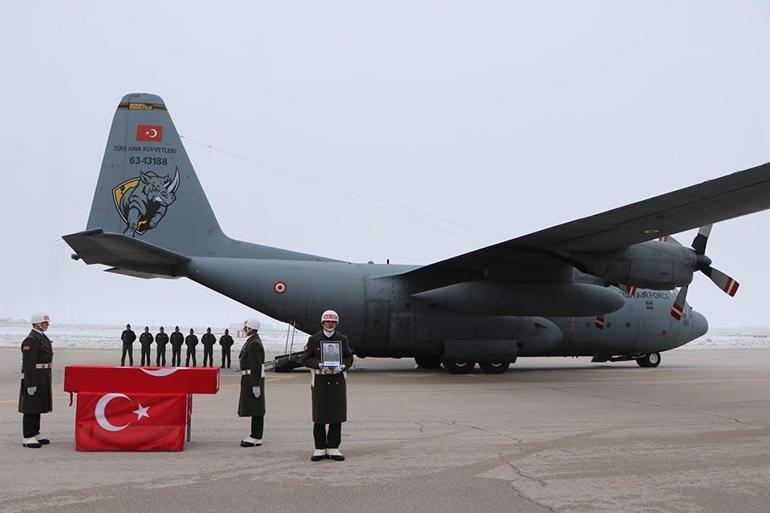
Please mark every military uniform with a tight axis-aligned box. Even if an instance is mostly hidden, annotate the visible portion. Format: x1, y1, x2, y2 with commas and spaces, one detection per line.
185, 333, 199, 367
201, 331, 216, 367
238, 332, 266, 443
121, 328, 136, 366
219, 333, 234, 368
19, 329, 54, 444
155, 330, 169, 366
139, 331, 154, 366
301, 330, 354, 453
170, 330, 184, 366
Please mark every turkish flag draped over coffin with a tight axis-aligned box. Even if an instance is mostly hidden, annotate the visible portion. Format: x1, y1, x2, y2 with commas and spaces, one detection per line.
76, 393, 187, 451
64, 366, 218, 452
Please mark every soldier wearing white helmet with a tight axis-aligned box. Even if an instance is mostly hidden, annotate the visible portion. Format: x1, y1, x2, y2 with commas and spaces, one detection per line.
19, 313, 54, 448
301, 309, 354, 461
237, 318, 266, 447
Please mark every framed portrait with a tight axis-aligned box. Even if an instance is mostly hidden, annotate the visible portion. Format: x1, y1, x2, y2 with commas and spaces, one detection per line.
321, 341, 342, 367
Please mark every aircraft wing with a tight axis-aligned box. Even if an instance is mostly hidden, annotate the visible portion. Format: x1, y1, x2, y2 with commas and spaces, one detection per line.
404, 161, 770, 277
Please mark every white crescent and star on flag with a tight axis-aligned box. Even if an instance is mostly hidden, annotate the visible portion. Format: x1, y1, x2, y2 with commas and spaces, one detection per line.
94, 392, 151, 432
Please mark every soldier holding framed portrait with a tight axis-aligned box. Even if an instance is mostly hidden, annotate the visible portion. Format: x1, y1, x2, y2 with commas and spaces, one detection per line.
301, 309, 354, 461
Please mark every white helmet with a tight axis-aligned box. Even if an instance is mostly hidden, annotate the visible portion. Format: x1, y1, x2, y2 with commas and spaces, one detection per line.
244, 318, 261, 331
31, 313, 51, 325
321, 310, 339, 323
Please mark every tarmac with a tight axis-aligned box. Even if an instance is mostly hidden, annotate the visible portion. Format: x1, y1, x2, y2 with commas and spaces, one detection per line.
1, 347, 769, 513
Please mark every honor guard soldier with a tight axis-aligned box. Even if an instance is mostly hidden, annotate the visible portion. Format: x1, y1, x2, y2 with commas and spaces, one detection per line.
19, 313, 54, 448
185, 328, 199, 367
238, 319, 265, 447
120, 323, 136, 366
301, 310, 354, 461
139, 326, 154, 366
155, 326, 169, 366
170, 326, 184, 366
202, 327, 216, 367
219, 328, 234, 368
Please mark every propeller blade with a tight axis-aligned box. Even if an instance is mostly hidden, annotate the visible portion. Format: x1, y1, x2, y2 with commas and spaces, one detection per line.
670, 285, 688, 320
702, 266, 740, 297
691, 224, 713, 255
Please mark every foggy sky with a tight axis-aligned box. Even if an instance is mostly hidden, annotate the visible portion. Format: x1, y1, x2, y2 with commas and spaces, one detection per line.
1, 1, 769, 328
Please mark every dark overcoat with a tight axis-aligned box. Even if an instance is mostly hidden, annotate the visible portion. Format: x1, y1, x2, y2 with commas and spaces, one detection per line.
170, 331, 183, 348
139, 332, 154, 348
155, 332, 169, 347
219, 335, 234, 350
301, 330, 354, 424
201, 333, 216, 348
18, 330, 54, 415
237, 333, 266, 417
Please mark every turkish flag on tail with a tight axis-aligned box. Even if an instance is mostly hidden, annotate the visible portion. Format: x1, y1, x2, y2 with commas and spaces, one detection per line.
75, 392, 187, 451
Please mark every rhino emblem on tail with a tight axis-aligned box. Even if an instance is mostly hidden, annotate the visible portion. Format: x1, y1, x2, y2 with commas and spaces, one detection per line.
112, 167, 181, 237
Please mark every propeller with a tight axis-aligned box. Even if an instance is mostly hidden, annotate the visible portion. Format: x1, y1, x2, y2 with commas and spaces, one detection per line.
670, 224, 740, 319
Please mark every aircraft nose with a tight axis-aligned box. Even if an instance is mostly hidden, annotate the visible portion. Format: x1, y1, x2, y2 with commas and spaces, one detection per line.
691, 310, 709, 339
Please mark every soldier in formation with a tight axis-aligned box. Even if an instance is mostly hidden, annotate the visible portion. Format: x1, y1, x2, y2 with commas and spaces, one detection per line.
155, 326, 169, 366
139, 326, 154, 366
238, 319, 265, 447
19, 313, 54, 448
120, 323, 136, 366
301, 310, 354, 461
219, 328, 234, 368
185, 328, 199, 367
170, 326, 184, 366
201, 327, 216, 367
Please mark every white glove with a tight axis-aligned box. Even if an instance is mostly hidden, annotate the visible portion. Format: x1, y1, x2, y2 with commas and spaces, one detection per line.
27, 386, 37, 396
252, 386, 261, 398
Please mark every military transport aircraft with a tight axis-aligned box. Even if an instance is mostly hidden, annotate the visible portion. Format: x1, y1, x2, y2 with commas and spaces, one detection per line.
63, 93, 770, 374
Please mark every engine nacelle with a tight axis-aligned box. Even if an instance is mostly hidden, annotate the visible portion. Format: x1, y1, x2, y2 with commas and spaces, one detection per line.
571, 240, 695, 289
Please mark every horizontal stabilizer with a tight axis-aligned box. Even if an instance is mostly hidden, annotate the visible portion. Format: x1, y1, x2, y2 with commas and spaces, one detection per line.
104, 267, 179, 280
62, 229, 189, 277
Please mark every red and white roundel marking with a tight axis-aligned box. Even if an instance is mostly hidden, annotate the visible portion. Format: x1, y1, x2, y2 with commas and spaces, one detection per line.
273, 281, 287, 294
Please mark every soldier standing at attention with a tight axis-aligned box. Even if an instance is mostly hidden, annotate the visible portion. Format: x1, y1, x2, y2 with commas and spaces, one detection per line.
238, 319, 265, 447
301, 310, 354, 462
155, 326, 169, 366
201, 327, 216, 367
219, 328, 234, 368
19, 313, 54, 448
185, 328, 199, 367
170, 326, 184, 366
139, 326, 154, 366
120, 323, 136, 366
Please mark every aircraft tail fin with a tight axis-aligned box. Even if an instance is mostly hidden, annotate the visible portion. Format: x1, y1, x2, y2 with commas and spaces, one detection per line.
74, 93, 338, 265
85, 93, 226, 256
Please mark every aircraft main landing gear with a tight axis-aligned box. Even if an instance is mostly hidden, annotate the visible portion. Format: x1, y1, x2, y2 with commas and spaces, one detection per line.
442, 360, 476, 374
636, 352, 661, 368
478, 361, 510, 374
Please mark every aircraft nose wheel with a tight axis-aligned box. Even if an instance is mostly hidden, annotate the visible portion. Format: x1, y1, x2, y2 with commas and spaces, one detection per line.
479, 361, 510, 374
442, 360, 476, 374
636, 352, 661, 368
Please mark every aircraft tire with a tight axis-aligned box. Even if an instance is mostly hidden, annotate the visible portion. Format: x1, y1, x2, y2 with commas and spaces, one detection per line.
442, 360, 476, 374
636, 352, 661, 368
479, 361, 510, 374
415, 355, 442, 370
